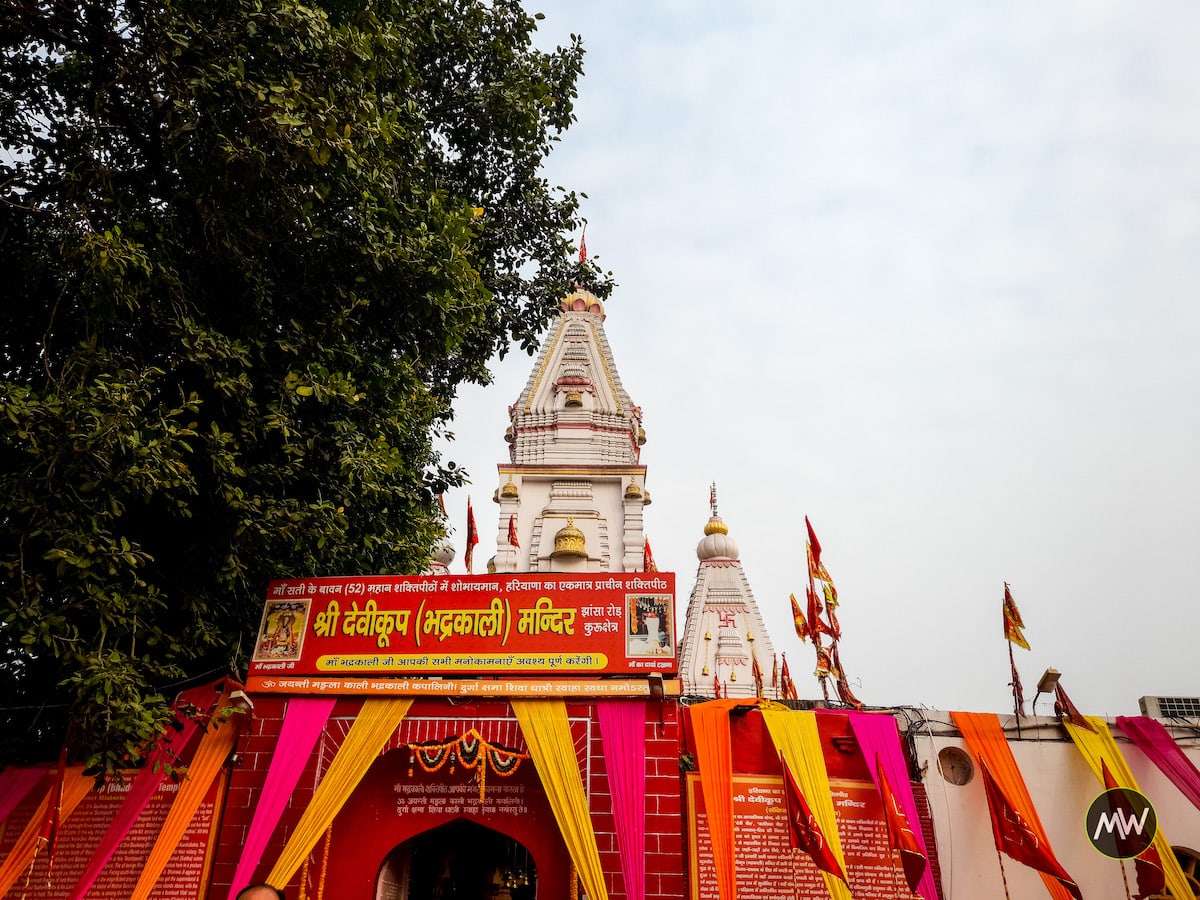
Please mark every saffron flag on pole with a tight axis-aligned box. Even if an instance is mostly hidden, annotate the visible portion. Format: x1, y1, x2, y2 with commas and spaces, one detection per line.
1100, 761, 1167, 898
465, 498, 479, 574
643, 536, 657, 572
979, 759, 1082, 898
507, 515, 520, 548
1003, 583, 1030, 650
876, 752, 927, 892
805, 516, 822, 571
752, 656, 764, 696
781, 755, 847, 882
790, 593, 809, 643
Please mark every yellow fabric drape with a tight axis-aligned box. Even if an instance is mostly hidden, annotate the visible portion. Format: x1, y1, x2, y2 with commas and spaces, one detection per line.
511, 699, 608, 900
129, 712, 242, 900
1062, 715, 1191, 899
760, 706, 852, 900
688, 699, 745, 900
267, 697, 412, 889
0, 766, 92, 896
952, 711, 1076, 900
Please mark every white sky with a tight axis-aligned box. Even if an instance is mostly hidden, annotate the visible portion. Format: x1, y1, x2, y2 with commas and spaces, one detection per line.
440, 2, 1200, 717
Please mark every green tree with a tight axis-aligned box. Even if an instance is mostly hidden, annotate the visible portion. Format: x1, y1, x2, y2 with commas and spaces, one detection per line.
0, 0, 604, 774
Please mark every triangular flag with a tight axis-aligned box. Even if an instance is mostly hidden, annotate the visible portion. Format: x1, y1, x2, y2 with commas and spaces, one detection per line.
781, 755, 846, 881
643, 536, 657, 572
507, 514, 520, 548
790, 593, 809, 643
876, 752, 927, 892
805, 516, 822, 571
979, 759, 1081, 898
1054, 682, 1096, 732
465, 498, 479, 573
1003, 583, 1030, 650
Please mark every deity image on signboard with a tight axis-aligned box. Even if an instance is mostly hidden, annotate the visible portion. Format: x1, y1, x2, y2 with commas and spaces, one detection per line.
626, 594, 673, 657
253, 599, 309, 661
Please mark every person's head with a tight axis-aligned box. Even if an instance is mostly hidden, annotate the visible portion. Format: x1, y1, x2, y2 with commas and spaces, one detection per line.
235, 885, 285, 900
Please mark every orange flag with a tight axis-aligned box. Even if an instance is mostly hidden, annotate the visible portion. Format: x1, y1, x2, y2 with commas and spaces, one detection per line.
790, 593, 809, 643
876, 752, 927, 892
643, 536, 657, 572
781, 755, 846, 881
507, 514, 520, 548
465, 498, 479, 573
1003, 583, 1030, 650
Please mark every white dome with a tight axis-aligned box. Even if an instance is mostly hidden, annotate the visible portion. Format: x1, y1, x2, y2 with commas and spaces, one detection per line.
697, 531, 739, 560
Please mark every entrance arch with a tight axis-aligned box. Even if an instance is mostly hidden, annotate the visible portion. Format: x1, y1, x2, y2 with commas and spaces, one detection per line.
376, 819, 538, 900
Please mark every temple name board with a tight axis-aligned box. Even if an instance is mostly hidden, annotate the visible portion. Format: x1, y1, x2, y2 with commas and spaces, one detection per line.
248, 573, 676, 683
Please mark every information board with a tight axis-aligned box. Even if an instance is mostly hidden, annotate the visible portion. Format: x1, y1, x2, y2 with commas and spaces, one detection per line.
0, 773, 225, 900
248, 573, 676, 685
686, 774, 916, 900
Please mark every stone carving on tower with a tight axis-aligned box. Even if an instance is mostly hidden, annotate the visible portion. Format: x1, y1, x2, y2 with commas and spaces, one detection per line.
491, 288, 650, 573
677, 488, 778, 699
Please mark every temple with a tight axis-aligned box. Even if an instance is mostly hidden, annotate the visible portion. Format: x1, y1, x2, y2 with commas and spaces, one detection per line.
1, 283, 1199, 900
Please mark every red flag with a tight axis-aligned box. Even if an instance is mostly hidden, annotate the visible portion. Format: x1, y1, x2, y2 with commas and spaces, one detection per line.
781, 756, 846, 881
579, 225, 587, 264
1054, 682, 1096, 732
790, 593, 809, 643
806, 585, 828, 642
751, 657, 764, 696
1003, 583, 1030, 650
876, 753, 927, 892
780, 655, 798, 701
507, 514, 519, 548
713, 675, 722, 699
465, 498, 479, 573
437, 493, 447, 517
643, 536, 657, 572
805, 516, 822, 571
771, 654, 779, 691
1100, 762, 1166, 897
979, 760, 1081, 898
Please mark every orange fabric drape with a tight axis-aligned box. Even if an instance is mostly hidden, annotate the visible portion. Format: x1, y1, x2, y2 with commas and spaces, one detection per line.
129, 708, 244, 900
761, 706, 851, 900
266, 697, 412, 889
511, 700, 608, 900
1062, 715, 1191, 899
0, 767, 93, 896
952, 711, 1075, 900
688, 699, 750, 900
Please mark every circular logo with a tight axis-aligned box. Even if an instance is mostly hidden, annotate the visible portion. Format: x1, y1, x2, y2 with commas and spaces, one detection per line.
1085, 787, 1157, 859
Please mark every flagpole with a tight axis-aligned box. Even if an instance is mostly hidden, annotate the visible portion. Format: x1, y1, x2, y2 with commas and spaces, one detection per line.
1008, 639, 1022, 739
1117, 858, 1132, 900
994, 846, 1013, 900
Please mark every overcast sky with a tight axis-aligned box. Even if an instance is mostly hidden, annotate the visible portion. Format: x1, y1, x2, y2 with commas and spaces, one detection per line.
441, 2, 1200, 717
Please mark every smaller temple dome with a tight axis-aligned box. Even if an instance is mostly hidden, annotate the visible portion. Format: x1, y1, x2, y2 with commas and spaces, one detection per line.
697, 515, 738, 560
551, 517, 588, 558
560, 289, 605, 318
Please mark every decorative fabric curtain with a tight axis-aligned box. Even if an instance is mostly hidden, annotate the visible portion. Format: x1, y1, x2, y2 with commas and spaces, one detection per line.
952, 711, 1077, 900
687, 699, 744, 900
597, 700, 646, 900
67, 680, 226, 900
1116, 715, 1200, 813
267, 697, 412, 889
0, 766, 92, 897
761, 705, 852, 900
1062, 715, 1191, 899
511, 699, 608, 900
846, 711, 938, 900
129, 703, 247, 900
0, 766, 49, 825
228, 696, 337, 898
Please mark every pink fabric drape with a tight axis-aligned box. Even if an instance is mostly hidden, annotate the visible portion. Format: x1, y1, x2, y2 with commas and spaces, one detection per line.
597, 700, 646, 900
0, 765, 49, 825
228, 695, 337, 898
846, 711, 939, 900
1116, 715, 1200, 812
68, 680, 225, 900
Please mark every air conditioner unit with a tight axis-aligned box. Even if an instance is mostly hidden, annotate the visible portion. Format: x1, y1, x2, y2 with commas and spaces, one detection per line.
1139, 696, 1200, 718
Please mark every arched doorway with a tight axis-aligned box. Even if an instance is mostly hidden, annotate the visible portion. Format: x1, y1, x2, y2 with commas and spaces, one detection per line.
376, 819, 538, 900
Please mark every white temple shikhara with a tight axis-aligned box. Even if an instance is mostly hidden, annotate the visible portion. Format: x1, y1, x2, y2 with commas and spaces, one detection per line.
485, 284, 779, 699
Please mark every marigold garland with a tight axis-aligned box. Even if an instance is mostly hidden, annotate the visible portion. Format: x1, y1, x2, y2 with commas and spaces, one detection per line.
405, 728, 529, 800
